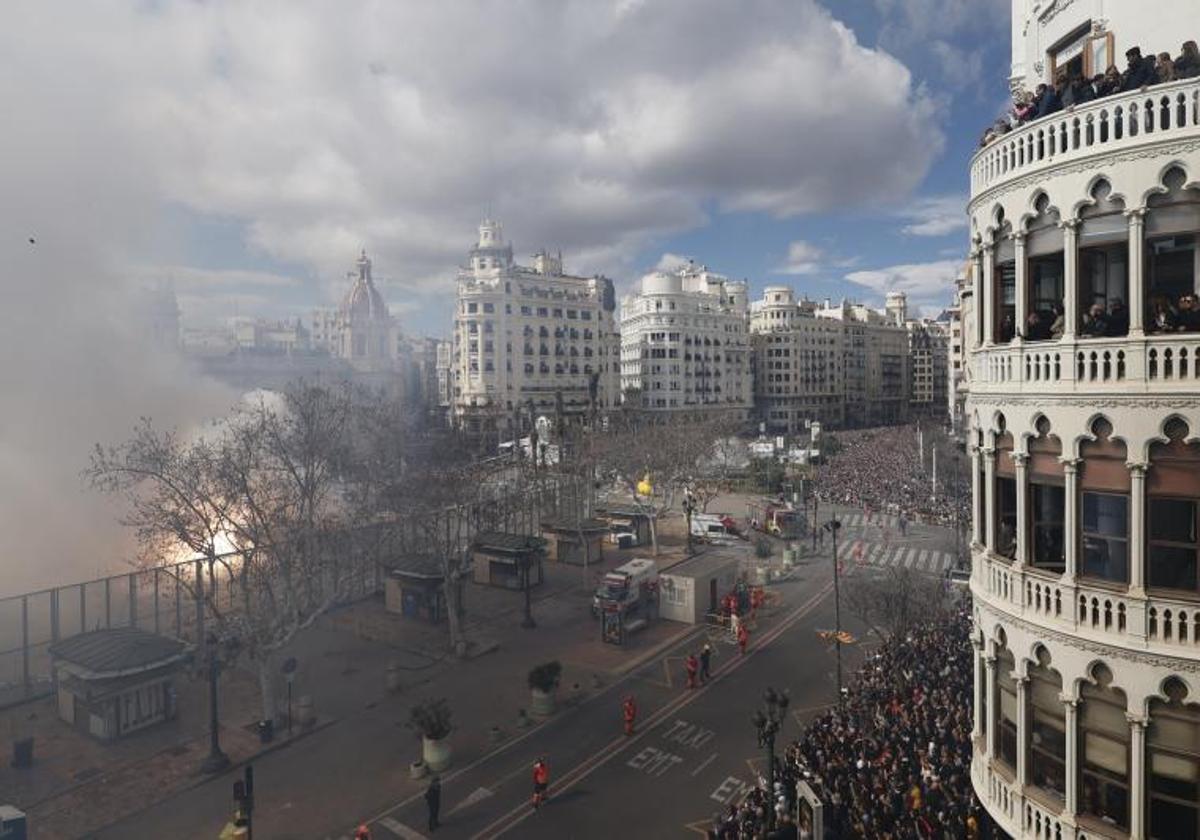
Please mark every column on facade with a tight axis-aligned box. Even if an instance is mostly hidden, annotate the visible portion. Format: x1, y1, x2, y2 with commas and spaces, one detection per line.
1062, 220, 1079, 340
982, 245, 995, 345
1015, 674, 1030, 787
971, 446, 983, 546
984, 448, 998, 551
985, 653, 998, 759
1129, 463, 1147, 595
1013, 233, 1028, 340
1062, 459, 1079, 580
971, 247, 985, 346
1129, 714, 1148, 838
1062, 695, 1079, 817
1128, 209, 1147, 335
1014, 453, 1029, 567
972, 637, 985, 740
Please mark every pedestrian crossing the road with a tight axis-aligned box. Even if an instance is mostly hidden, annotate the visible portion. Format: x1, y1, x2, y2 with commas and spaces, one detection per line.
835, 538, 955, 573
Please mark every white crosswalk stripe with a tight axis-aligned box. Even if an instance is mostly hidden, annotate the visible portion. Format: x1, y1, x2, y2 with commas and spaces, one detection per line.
377, 817, 428, 839
939, 553, 953, 572
917, 549, 930, 570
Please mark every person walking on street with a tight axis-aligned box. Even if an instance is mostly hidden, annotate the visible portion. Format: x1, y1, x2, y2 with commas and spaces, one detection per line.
730, 608, 741, 641
622, 694, 637, 736
424, 775, 441, 832
737, 623, 749, 656
685, 652, 699, 689
699, 643, 714, 683
532, 757, 550, 810
354, 825, 371, 840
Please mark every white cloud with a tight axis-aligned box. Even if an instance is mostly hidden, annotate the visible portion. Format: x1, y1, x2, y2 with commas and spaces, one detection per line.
846, 258, 961, 304
776, 240, 825, 275
655, 252, 692, 272
0, 0, 940, 307
873, 0, 1009, 47
896, 195, 968, 237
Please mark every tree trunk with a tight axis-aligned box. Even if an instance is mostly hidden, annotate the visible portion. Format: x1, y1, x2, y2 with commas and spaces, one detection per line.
443, 550, 465, 655
647, 513, 660, 556
257, 652, 277, 724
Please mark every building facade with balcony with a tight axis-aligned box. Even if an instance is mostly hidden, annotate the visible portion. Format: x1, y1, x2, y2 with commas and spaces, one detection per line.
451, 220, 619, 434
750, 286, 846, 432
908, 315, 951, 422
949, 263, 974, 437
817, 300, 910, 427
619, 263, 751, 418
967, 3, 1200, 839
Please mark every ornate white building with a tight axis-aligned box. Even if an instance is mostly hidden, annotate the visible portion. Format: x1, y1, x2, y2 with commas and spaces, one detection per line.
968, 2, 1200, 838
450, 220, 619, 433
619, 263, 751, 418
749, 287, 912, 432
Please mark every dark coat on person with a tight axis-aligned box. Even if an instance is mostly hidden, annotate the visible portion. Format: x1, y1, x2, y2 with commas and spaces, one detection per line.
1121, 54, 1157, 91
1177, 47, 1200, 79
1034, 85, 1063, 118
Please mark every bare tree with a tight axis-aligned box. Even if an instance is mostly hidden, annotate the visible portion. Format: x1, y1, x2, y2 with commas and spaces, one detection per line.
592, 413, 722, 555
87, 382, 371, 723
684, 417, 745, 513
842, 566, 948, 644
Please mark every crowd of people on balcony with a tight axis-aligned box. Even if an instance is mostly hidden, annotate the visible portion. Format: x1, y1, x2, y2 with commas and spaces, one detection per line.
706, 607, 981, 839
999, 292, 1200, 344
980, 40, 1200, 147
813, 425, 970, 529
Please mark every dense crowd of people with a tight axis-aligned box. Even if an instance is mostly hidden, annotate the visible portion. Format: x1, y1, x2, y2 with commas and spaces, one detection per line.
708, 606, 980, 839
980, 40, 1200, 146
813, 425, 969, 528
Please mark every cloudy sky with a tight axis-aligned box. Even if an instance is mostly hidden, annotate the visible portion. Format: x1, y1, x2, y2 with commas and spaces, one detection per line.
14, 0, 1009, 328
0, 0, 1011, 591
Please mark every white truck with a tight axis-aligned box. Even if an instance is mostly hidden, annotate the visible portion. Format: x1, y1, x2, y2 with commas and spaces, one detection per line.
592, 558, 658, 617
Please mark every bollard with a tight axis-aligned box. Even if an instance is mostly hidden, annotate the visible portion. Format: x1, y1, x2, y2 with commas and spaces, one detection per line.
385, 661, 402, 693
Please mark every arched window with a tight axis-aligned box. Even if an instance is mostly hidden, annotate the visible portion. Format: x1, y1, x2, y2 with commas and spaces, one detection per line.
1148, 677, 1200, 838
1029, 648, 1066, 800
1146, 167, 1200, 334
1025, 195, 1065, 342
995, 644, 1019, 770
1078, 180, 1129, 338
995, 427, 1017, 559
1079, 663, 1129, 829
1148, 419, 1200, 593
994, 222, 1017, 342
1080, 418, 1130, 583
1028, 418, 1065, 571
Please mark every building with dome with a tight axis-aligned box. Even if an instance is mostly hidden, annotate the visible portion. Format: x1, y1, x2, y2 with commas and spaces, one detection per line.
450, 220, 620, 435
311, 249, 402, 373
619, 262, 752, 418
966, 2, 1200, 838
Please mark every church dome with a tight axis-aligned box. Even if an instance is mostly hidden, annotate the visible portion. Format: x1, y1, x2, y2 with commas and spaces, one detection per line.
340, 250, 389, 322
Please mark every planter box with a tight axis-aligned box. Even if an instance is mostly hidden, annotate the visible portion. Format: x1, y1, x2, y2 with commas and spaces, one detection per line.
423, 736, 452, 772
530, 688, 557, 719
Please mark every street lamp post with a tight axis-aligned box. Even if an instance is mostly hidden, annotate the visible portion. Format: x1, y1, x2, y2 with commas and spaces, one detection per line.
201, 631, 230, 773
752, 687, 790, 832
824, 518, 843, 703
683, 490, 696, 556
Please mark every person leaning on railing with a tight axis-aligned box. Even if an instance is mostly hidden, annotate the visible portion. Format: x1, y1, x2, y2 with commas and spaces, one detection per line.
979, 39, 1200, 143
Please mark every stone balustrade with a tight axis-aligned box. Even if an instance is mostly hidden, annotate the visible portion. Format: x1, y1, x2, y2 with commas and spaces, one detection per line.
971, 79, 1200, 197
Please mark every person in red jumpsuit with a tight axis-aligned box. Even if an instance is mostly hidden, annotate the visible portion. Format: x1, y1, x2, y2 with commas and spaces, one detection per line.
622, 695, 637, 736
684, 652, 699, 689
531, 757, 550, 810
737, 622, 749, 656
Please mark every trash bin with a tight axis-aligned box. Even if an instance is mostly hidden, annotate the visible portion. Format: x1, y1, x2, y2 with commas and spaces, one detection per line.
10, 738, 33, 769
257, 719, 274, 744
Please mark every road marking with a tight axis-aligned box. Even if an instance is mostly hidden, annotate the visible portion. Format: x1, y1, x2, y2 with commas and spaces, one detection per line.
448, 786, 494, 816
377, 817, 427, 839
471, 579, 837, 839
710, 775, 752, 805
918, 549, 930, 570
691, 752, 719, 776
904, 550, 916, 569
627, 745, 685, 777
939, 553, 953, 571
888, 548, 904, 567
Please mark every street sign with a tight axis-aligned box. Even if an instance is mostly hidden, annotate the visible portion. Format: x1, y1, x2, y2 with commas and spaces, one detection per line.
281, 657, 297, 683
796, 780, 824, 839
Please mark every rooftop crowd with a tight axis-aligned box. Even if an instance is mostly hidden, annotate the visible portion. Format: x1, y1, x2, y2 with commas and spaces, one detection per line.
813, 425, 969, 528
707, 606, 980, 840
980, 40, 1200, 147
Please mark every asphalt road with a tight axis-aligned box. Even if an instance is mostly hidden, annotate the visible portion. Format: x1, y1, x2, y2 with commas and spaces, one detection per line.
94, 507, 951, 839
346, 572, 863, 840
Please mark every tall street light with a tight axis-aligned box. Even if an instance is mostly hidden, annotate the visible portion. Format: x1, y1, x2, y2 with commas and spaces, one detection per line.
823, 517, 843, 703
200, 631, 230, 773
752, 687, 790, 832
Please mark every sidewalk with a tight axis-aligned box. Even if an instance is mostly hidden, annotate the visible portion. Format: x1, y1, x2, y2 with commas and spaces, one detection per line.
6, 519, 713, 838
